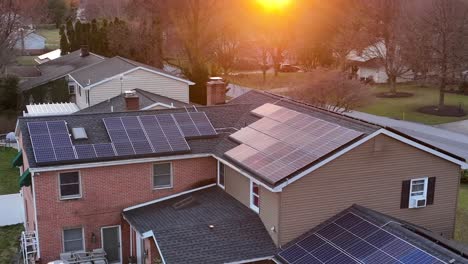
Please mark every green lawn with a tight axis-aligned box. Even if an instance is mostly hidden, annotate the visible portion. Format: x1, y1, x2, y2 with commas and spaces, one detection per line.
0, 224, 23, 264
358, 84, 468, 125
226, 72, 306, 90
228, 73, 468, 125
456, 184, 468, 244
0, 148, 20, 195
16, 56, 37, 66
36, 28, 60, 50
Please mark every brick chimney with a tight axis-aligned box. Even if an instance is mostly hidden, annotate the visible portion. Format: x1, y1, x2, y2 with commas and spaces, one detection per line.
124, 90, 139, 111
80, 45, 89, 57
206, 78, 226, 106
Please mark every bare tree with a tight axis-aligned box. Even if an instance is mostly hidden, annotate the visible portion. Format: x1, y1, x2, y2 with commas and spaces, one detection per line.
0, 0, 20, 72
288, 70, 372, 113
212, 22, 241, 75
424, 0, 468, 107
359, 0, 411, 94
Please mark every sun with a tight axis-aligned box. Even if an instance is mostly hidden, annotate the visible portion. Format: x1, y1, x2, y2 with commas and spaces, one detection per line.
256, 0, 291, 12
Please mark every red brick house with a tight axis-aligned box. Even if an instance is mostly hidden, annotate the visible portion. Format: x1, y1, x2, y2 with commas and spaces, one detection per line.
15, 90, 468, 264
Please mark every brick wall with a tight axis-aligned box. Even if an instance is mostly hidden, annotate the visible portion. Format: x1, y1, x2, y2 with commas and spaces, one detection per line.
33, 157, 217, 263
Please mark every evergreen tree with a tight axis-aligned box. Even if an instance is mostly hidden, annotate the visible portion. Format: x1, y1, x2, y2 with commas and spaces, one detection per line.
59, 25, 69, 55
65, 20, 76, 51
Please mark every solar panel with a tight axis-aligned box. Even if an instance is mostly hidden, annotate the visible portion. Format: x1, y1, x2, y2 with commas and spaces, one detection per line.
173, 112, 200, 138
28, 121, 77, 164
226, 105, 364, 185
156, 114, 190, 152
139, 115, 172, 153
277, 212, 446, 264
189, 112, 217, 136
75, 144, 97, 160
94, 143, 116, 158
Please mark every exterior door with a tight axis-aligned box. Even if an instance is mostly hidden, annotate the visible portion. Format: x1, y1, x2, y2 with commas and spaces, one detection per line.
101, 226, 122, 263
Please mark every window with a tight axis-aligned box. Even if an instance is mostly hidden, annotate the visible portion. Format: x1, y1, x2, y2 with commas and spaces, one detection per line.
250, 181, 260, 213
218, 161, 225, 189
59, 172, 81, 199
85, 90, 90, 105
68, 84, 75, 95
410, 178, 428, 198
63, 227, 84, 252
153, 163, 172, 189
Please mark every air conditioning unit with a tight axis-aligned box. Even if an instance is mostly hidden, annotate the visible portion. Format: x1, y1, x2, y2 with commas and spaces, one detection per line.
410, 197, 427, 208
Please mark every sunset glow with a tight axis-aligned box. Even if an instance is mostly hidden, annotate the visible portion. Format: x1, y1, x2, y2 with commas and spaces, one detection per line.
256, 0, 291, 12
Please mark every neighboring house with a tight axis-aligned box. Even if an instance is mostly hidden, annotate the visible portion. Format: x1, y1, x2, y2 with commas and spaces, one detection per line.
19, 48, 105, 93
14, 89, 468, 263
14, 30, 46, 55
67, 56, 195, 110
347, 42, 413, 84
76, 89, 194, 114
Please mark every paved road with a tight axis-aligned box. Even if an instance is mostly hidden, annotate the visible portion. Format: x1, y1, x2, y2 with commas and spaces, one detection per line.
435, 120, 468, 136
0, 193, 24, 226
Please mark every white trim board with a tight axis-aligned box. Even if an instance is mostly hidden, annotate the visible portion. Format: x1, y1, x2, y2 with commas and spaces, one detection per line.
225, 256, 274, 264
141, 102, 175, 110
29, 154, 212, 173
123, 183, 216, 212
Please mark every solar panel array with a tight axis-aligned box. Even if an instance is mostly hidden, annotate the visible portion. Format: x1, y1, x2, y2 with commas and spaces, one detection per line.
28, 121, 76, 163
225, 104, 363, 184
277, 212, 445, 264
27, 112, 217, 164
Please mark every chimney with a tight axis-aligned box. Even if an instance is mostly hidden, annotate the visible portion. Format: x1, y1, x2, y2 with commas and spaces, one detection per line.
206, 77, 226, 106
80, 45, 89, 57
124, 90, 139, 111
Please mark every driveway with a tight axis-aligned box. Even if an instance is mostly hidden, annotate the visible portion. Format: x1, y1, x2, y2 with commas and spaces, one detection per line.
435, 120, 468, 136
0, 193, 24, 226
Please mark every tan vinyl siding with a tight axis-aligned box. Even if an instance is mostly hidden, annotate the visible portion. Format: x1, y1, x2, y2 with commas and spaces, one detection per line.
259, 186, 280, 245
224, 166, 250, 207
279, 134, 460, 245
89, 69, 190, 107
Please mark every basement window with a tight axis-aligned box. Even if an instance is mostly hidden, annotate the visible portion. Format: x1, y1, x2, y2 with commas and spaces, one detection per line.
63, 227, 84, 252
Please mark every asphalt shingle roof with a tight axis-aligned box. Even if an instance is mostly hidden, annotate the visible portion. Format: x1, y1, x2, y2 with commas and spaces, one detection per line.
69, 56, 193, 88
276, 204, 468, 264
123, 186, 277, 264
19, 50, 105, 91
76, 89, 194, 114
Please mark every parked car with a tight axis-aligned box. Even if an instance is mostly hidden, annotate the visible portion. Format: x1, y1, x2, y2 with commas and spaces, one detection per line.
279, 64, 301, 72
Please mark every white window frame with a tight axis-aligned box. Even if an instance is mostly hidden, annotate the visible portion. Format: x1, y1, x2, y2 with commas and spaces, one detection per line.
250, 180, 260, 213
152, 162, 173, 190
62, 227, 85, 253
58, 171, 82, 200
68, 83, 76, 95
217, 161, 225, 189
409, 177, 428, 199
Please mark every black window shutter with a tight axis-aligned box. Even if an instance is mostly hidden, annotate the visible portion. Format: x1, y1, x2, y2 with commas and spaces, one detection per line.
427, 177, 436, 205
400, 180, 411, 209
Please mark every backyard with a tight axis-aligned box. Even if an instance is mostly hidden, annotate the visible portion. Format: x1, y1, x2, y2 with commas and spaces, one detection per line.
15, 26, 59, 66
456, 184, 468, 243
227, 73, 468, 125
0, 148, 22, 263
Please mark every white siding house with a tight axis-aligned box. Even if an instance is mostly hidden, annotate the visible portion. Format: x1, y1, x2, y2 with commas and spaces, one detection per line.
69, 57, 194, 110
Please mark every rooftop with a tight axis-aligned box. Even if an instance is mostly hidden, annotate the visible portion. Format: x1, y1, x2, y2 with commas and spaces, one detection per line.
19, 50, 105, 91
276, 204, 468, 264
76, 89, 194, 114
69, 56, 194, 88
17, 90, 467, 187
123, 186, 277, 264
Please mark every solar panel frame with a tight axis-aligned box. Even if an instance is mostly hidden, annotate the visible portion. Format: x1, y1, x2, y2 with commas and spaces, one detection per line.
94, 143, 116, 158
277, 212, 447, 264
188, 112, 217, 136
172, 112, 201, 138
75, 144, 97, 160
